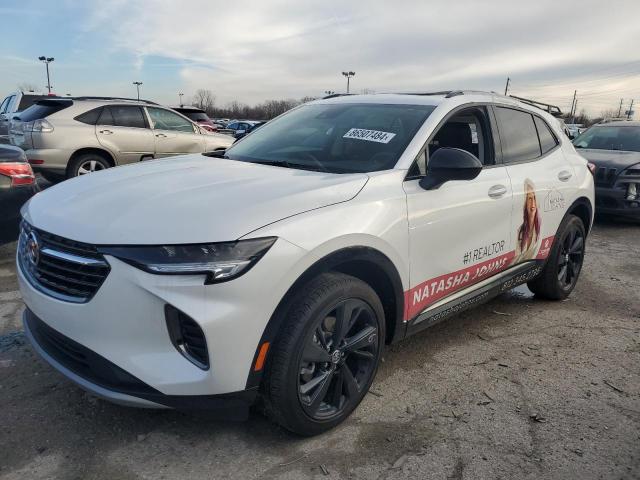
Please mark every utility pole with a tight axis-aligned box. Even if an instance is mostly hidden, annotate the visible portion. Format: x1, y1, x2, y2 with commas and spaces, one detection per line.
341, 71, 355, 94
38, 56, 55, 94
569, 90, 577, 120
133, 81, 143, 101
627, 99, 635, 120
618, 98, 624, 117
571, 99, 578, 124
504, 77, 510, 96
178, 92, 184, 107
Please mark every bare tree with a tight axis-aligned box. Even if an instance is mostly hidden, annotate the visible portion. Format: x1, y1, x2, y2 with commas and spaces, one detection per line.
17, 82, 38, 92
191, 89, 216, 115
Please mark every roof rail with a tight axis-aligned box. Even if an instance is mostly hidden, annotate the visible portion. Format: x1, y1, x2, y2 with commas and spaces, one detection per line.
508, 95, 562, 116
72, 96, 159, 105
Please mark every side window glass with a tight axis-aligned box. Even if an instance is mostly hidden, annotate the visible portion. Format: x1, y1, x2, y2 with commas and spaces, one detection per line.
4, 95, 16, 113
495, 107, 541, 162
534, 116, 558, 154
75, 107, 103, 125
97, 107, 116, 126
427, 107, 494, 166
110, 106, 147, 129
147, 108, 195, 133
0, 97, 9, 114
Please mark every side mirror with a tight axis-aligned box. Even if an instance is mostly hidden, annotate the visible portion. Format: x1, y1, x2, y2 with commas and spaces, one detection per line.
419, 147, 482, 190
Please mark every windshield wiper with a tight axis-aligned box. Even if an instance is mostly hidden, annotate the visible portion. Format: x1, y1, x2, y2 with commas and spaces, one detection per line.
248, 160, 327, 172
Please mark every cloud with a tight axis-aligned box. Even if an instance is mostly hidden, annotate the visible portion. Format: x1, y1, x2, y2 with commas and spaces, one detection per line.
42, 0, 640, 114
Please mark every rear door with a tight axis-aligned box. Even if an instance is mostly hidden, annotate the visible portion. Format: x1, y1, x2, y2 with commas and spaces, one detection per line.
493, 106, 573, 265
145, 107, 205, 157
95, 105, 155, 165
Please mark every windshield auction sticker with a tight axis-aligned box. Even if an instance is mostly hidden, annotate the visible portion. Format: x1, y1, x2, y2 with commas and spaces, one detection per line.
343, 128, 396, 144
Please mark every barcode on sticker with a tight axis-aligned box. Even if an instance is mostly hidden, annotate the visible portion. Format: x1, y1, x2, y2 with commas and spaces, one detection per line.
343, 128, 396, 144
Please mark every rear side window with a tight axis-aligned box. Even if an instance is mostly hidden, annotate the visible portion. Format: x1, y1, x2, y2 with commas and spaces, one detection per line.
534, 117, 559, 154
495, 107, 541, 162
75, 107, 103, 125
99, 106, 147, 129
16, 100, 73, 122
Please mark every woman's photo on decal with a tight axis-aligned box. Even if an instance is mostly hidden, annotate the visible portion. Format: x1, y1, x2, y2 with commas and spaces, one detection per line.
514, 179, 541, 263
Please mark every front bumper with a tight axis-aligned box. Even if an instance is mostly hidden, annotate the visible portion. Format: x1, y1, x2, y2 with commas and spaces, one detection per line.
24, 309, 256, 417
595, 186, 640, 218
17, 235, 307, 400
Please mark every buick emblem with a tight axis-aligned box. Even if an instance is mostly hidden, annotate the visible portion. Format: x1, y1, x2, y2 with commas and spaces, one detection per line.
26, 231, 40, 266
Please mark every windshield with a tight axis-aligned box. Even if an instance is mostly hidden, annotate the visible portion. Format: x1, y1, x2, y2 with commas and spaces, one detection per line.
181, 111, 210, 122
225, 103, 435, 173
573, 125, 640, 152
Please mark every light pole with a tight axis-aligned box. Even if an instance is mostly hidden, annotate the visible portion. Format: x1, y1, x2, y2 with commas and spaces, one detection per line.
178, 92, 184, 107
38, 56, 54, 94
133, 81, 143, 100
341, 71, 355, 94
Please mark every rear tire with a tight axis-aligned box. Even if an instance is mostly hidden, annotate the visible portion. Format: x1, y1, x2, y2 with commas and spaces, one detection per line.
68, 153, 111, 178
263, 272, 385, 436
527, 214, 586, 300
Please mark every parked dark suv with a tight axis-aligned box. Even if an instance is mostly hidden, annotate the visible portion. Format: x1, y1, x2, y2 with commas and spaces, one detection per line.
573, 121, 640, 219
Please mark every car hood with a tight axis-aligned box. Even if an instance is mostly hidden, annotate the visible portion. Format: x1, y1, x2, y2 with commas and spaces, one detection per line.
576, 148, 640, 170
22, 155, 369, 244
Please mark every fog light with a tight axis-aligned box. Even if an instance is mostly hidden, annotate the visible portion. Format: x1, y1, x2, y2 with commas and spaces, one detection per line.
627, 183, 638, 201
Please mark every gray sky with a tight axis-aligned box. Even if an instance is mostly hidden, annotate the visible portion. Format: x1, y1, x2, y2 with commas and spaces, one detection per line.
2, 0, 639, 117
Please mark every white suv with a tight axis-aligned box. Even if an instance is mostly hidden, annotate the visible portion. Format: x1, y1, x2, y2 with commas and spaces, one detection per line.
17, 92, 594, 436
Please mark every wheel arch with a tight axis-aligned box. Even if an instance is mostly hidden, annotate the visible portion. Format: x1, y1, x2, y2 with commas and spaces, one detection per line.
67, 147, 116, 176
245, 246, 405, 390
566, 196, 593, 234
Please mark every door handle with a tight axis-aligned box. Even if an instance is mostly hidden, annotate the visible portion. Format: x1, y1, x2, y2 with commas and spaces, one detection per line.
558, 170, 573, 182
99, 129, 113, 135
155, 133, 167, 138
488, 184, 507, 198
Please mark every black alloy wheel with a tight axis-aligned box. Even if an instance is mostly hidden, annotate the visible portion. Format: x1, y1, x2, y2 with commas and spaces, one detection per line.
263, 272, 385, 436
298, 298, 379, 420
557, 223, 585, 290
528, 214, 586, 300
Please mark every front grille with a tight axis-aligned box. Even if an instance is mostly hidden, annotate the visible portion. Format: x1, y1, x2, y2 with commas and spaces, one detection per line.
25, 310, 155, 395
594, 166, 618, 187
18, 222, 110, 303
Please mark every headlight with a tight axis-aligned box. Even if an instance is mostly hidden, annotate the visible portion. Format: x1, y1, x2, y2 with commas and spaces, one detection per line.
99, 237, 276, 284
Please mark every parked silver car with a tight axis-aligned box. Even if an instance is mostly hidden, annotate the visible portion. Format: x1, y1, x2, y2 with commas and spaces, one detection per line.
9, 97, 234, 179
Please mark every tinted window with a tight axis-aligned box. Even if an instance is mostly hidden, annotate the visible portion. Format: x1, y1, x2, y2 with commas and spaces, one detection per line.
16, 100, 72, 121
97, 107, 116, 126
226, 103, 435, 173
534, 117, 558, 154
495, 107, 541, 162
75, 107, 103, 125
147, 107, 195, 132
108, 106, 147, 129
573, 126, 640, 153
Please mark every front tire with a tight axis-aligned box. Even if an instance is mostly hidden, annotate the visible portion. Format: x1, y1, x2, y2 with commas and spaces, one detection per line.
527, 214, 586, 300
263, 273, 385, 436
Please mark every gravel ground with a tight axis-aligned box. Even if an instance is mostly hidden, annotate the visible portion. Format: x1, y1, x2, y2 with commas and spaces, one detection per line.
0, 218, 638, 480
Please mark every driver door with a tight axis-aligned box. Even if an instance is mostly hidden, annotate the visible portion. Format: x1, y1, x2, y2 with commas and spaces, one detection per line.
403, 106, 514, 322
